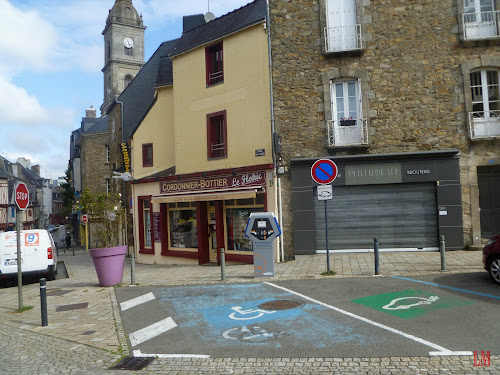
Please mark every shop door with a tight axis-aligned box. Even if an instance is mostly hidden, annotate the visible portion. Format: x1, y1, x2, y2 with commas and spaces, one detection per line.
314, 183, 439, 250
478, 165, 500, 238
208, 207, 218, 262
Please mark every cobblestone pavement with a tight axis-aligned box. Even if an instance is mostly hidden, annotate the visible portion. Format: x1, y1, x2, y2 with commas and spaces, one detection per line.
0, 248, 497, 374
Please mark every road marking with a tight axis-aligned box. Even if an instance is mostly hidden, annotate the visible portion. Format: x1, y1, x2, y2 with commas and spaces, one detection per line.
391, 276, 500, 301
133, 349, 210, 359
265, 282, 472, 356
120, 292, 156, 311
129, 317, 177, 347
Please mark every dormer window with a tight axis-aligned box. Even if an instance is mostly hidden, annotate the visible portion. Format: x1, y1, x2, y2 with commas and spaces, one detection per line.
205, 42, 223, 86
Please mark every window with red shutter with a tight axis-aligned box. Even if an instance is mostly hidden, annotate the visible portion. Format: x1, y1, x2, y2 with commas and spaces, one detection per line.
207, 111, 227, 159
206, 42, 223, 86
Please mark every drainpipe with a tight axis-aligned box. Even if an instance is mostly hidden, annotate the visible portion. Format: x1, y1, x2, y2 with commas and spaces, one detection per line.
266, 0, 285, 262
115, 99, 128, 248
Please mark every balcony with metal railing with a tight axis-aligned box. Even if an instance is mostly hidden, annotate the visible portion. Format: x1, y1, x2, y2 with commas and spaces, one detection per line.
468, 110, 500, 139
208, 70, 224, 85
327, 118, 368, 148
324, 24, 362, 53
462, 10, 500, 40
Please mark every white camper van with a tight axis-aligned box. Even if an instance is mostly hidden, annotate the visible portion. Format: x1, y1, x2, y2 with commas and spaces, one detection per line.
0, 229, 58, 282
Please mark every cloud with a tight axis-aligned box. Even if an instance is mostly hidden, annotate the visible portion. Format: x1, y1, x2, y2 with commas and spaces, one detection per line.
0, 77, 51, 125
0, 0, 59, 76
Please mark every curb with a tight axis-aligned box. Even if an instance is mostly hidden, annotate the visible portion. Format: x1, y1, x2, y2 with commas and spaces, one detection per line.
111, 288, 130, 356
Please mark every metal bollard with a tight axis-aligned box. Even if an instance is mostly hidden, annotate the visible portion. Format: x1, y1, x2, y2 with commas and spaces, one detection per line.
131, 249, 136, 285
40, 278, 48, 327
440, 235, 446, 271
221, 248, 226, 281
374, 238, 380, 275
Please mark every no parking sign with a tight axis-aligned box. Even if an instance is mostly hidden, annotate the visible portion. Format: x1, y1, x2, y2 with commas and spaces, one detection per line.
311, 159, 338, 185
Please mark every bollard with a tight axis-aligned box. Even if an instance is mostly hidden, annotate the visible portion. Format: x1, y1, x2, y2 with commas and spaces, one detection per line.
374, 237, 380, 275
131, 249, 136, 285
440, 235, 446, 271
221, 248, 226, 281
40, 278, 48, 327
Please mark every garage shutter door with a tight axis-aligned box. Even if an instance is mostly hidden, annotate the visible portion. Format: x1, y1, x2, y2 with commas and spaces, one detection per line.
315, 183, 438, 250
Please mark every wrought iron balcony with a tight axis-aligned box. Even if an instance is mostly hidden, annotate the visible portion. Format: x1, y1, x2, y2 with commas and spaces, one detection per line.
324, 24, 362, 53
327, 118, 368, 147
462, 10, 500, 40
468, 110, 500, 139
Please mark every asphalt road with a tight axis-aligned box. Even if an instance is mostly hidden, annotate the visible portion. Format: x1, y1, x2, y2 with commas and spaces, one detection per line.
115, 272, 500, 359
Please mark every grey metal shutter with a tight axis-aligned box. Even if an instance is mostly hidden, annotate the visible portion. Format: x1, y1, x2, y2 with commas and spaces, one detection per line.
315, 183, 438, 250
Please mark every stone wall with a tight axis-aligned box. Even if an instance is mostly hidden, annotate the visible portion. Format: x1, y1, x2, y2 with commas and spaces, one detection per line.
80, 132, 110, 196
269, 0, 500, 255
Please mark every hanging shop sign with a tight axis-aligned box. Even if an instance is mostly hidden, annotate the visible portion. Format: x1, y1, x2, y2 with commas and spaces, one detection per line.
159, 171, 266, 194
121, 143, 131, 173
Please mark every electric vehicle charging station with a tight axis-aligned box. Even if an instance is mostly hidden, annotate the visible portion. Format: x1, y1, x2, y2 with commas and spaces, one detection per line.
244, 212, 281, 278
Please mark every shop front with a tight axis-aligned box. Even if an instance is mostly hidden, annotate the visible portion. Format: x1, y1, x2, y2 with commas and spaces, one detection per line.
290, 150, 464, 253
132, 165, 274, 265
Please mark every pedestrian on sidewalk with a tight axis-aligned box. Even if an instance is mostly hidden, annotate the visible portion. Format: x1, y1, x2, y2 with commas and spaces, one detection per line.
65, 233, 71, 253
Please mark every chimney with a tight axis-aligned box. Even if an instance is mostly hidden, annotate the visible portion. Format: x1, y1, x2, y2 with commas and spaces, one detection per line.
183, 14, 205, 34
31, 165, 41, 176
16, 157, 31, 169
86, 106, 97, 118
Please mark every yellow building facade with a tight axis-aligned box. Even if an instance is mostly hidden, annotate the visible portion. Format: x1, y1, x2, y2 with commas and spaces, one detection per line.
130, 1, 277, 266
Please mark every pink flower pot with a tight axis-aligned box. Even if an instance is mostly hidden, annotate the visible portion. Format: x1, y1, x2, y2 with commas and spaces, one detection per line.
89, 246, 127, 287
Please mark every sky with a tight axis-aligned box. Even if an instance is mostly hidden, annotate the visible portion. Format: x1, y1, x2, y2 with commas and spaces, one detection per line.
0, 0, 253, 181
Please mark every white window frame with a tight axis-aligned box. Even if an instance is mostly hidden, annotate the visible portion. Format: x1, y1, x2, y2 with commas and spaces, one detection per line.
462, 0, 498, 40
105, 144, 110, 163
331, 79, 362, 123
105, 178, 111, 194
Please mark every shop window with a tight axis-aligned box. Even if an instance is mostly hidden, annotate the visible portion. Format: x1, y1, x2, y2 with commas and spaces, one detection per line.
169, 209, 198, 249
225, 207, 263, 252
138, 197, 154, 254
207, 111, 227, 159
206, 42, 223, 86
142, 143, 153, 167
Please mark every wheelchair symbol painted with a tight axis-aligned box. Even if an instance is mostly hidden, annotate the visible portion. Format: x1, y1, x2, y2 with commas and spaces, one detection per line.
382, 296, 439, 310
229, 306, 276, 320
223, 325, 282, 342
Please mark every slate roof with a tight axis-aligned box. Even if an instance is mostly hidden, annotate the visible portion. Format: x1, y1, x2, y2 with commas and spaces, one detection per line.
81, 116, 109, 134
111, 39, 179, 140
170, 0, 266, 58
155, 56, 173, 87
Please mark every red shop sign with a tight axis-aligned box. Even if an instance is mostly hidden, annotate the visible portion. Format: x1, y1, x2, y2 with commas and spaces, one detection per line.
160, 171, 266, 194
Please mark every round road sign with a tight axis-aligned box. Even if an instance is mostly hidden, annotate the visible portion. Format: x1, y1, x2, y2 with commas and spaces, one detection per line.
82, 214, 88, 224
15, 182, 29, 210
311, 159, 338, 185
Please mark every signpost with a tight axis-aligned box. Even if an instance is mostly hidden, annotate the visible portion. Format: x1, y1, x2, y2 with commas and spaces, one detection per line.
14, 182, 29, 310
311, 159, 337, 273
81, 214, 88, 253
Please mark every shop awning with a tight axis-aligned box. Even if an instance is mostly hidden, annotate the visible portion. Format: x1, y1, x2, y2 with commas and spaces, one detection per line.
151, 188, 258, 203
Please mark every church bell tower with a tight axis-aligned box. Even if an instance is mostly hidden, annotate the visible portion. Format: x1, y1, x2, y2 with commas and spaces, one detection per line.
101, 0, 146, 115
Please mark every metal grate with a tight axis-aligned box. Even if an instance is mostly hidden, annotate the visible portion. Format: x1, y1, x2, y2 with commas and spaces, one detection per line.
55, 302, 89, 312
259, 300, 302, 310
109, 357, 155, 371
47, 289, 74, 296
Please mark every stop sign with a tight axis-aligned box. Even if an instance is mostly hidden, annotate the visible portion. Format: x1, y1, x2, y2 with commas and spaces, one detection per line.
81, 214, 88, 224
15, 182, 29, 211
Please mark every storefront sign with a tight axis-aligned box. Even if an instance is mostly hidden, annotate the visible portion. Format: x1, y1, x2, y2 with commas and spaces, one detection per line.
346, 163, 402, 185
159, 171, 266, 194
121, 143, 130, 173
153, 212, 161, 242
406, 169, 431, 175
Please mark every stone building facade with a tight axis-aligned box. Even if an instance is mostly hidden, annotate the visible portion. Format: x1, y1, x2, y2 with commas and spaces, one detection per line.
269, 0, 500, 256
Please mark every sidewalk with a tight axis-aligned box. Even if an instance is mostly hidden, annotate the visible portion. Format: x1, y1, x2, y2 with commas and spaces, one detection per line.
0, 247, 489, 374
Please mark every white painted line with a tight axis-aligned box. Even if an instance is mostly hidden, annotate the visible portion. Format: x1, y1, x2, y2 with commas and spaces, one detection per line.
133, 349, 210, 359
120, 292, 156, 311
430, 351, 473, 356
129, 317, 177, 347
265, 282, 470, 356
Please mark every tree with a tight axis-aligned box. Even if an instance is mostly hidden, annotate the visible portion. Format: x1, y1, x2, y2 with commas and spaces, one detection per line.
60, 163, 74, 217
79, 188, 124, 248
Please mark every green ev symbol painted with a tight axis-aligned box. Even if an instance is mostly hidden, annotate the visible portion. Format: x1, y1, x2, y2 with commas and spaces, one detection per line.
351, 290, 474, 319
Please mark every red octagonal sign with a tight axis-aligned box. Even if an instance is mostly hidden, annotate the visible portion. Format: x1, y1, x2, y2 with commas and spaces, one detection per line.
15, 182, 29, 211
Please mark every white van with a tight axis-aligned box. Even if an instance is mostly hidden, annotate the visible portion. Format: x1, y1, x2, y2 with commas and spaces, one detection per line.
0, 229, 58, 281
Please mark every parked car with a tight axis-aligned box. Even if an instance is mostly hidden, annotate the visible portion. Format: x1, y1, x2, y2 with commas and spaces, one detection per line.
0, 229, 58, 283
483, 234, 500, 285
